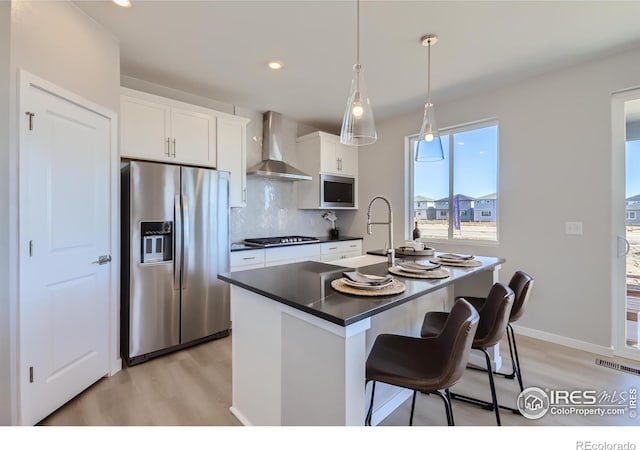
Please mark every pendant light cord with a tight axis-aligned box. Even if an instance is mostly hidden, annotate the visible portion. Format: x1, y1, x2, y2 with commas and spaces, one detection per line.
356, 0, 360, 67
427, 39, 431, 106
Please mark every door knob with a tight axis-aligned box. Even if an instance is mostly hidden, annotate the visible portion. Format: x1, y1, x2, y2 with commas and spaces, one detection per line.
92, 255, 111, 265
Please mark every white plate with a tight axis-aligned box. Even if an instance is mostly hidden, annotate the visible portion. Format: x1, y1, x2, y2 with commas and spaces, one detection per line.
341, 278, 393, 290
438, 253, 474, 261
397, 263, 440, 273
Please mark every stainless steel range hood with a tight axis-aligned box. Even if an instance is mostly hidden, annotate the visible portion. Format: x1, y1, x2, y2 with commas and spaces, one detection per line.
246, 111, 312, 181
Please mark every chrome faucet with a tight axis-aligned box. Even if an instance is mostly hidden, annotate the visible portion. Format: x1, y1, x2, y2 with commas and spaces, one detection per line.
366, 195, 395, 266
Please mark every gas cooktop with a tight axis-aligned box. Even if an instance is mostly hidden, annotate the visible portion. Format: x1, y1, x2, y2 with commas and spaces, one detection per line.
243, 236, 320, 247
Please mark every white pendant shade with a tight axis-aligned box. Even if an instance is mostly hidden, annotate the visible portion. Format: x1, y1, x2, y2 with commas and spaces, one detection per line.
341, 65, 377, 146
415, 102, 444, 162
340, 0, 377, 146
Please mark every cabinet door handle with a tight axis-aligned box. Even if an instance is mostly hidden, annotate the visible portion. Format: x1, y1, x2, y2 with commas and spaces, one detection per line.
242, 256, 256, 260
328, 247, 338, 250
166, 137, 171, 156
349, 244, 357, 248
172, 138, 177, 157
242, 187, 247, 202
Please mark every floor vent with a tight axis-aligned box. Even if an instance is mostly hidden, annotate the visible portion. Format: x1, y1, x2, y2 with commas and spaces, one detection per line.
596, 358, 640, 376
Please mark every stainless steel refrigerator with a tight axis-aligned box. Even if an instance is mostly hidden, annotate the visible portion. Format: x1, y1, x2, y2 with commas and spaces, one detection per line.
121, 160, 230, 365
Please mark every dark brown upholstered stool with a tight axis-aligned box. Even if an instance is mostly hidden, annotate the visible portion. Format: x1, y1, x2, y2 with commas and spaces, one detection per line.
456, 271, 534, 391
365, 299, 479, 426
421, 282, 514, 425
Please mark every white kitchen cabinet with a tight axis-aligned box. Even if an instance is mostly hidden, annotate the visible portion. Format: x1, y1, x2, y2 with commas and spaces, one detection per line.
216, 114, 250, 207
264, 244, 321, 267
296, 131, 359, 209
320, 240, 362, 262
298, 131, 358, 177
230, 249, 266, 272
120, 87, 216, 167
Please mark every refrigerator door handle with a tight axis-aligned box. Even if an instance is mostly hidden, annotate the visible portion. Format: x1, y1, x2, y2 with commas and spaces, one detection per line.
174, 194, 182, 289
182, 194, 190, 290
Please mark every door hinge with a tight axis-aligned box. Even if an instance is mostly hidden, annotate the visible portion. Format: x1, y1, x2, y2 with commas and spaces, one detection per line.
29, 366, 33, 383
28, 240, 33, 257
25, 112, 35, 131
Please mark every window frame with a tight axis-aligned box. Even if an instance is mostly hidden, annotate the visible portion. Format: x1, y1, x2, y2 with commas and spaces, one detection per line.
406, 118, 500, 246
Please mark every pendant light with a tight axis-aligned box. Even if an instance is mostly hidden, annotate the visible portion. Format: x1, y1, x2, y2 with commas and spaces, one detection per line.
340, 0, 377, 146
415, 34, 444, 162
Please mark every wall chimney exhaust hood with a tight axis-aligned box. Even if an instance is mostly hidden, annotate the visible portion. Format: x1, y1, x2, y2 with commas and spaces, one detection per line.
246, 111, 312, 181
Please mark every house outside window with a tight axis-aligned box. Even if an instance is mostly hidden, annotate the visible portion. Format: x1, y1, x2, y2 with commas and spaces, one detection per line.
409, 121, 498, 242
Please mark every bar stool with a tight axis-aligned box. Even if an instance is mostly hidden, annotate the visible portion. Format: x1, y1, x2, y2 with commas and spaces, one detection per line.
364, 299, 479, 426
456, 271, 534, 391
421, 282, 514, 425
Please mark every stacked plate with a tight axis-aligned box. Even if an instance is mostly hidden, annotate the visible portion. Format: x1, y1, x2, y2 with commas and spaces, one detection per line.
437, 253, 474, 262
341, 271, 393, 291
394, 261, 441, 275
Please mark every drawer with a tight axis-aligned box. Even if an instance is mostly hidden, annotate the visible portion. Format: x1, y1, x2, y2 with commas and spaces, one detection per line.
230, 249, 265, 270
265, 243, 320, 264
320, 240, 362, 255
321, 250, 362, 263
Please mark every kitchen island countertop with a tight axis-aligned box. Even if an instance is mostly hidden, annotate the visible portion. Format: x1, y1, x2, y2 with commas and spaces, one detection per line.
218, 254, 504, 326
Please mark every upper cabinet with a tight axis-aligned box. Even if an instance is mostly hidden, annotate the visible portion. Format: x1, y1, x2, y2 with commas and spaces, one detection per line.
120, 87, 249, 208
296, 131, 359, 209
120, 88, 216, 167
217, 114, 250, 208
314, 132, 358, 177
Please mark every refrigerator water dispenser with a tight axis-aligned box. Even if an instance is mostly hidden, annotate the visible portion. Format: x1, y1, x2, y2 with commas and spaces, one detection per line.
140, 221, 173, 263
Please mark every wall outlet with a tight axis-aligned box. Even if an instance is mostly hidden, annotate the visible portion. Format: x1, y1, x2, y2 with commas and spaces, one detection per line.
565, 221, 583, 235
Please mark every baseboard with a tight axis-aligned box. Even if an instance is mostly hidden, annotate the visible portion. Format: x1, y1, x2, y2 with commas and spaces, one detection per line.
512, 324, 614, 357
370, 389, 412, 426
229, 406, 252, 426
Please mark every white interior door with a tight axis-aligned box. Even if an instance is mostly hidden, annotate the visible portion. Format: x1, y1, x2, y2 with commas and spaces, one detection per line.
19, 80, 112, 425
612, 89, 640, 361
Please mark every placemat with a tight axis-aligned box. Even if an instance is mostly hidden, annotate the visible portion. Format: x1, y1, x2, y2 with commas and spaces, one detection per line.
388, 266, 450, 279
331, 278, 406, 297
429, 257, 482, 267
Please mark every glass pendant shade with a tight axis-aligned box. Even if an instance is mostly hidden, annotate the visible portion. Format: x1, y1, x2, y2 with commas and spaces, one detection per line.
341, 65, 377, 146
415, 102, 444, 162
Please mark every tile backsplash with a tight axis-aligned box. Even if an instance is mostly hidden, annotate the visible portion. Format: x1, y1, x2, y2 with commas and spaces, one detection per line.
230, 177, 339, 241
230, 107, 345, 242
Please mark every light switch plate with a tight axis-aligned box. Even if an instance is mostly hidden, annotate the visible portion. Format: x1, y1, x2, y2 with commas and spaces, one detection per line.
565, 221, 583, 235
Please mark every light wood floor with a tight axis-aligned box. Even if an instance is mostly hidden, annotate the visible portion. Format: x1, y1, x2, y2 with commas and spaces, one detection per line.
41, 333, 639, 426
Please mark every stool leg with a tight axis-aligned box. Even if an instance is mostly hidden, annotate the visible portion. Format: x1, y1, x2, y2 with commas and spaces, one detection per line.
409, 391, 417, 426
503, 324, 517, 380
482, 347, 501, 426
434, 389, 455, 426
365, 381, 376, 426
509, 324, 524, 392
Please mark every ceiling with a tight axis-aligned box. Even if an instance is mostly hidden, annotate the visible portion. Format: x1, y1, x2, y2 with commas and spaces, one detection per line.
75, 0, 640, 130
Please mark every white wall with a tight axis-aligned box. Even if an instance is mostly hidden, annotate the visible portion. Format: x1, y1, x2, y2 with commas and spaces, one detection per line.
0, 1, 11, 427
344, 46, 640, 349
5, 0, 119, 425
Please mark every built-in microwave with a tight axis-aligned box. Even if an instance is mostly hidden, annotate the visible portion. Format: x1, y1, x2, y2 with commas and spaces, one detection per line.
320, 174, 355, 208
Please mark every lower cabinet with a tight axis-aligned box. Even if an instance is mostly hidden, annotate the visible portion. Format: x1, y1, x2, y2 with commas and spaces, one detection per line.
230, 249, 265, 272
320, 240, 362, 262
229, 240, 362, 272
264, 244, 321, 267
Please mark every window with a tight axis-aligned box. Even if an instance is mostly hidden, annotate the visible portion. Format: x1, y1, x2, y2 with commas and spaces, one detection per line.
409, 121, 498, 242
627, 211, 637, 220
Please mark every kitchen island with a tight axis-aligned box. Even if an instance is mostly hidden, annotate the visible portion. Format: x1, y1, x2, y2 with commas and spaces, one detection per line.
218, 253, 504, 426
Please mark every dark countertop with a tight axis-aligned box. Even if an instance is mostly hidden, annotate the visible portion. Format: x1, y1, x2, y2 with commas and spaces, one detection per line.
218, 254, 504, 327
230, 236, 363, 252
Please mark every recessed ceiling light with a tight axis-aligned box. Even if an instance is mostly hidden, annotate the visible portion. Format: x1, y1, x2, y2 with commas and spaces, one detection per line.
112, 0, 132, 8
268, 61, 283, 70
